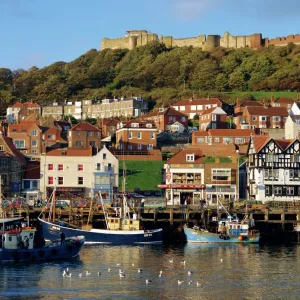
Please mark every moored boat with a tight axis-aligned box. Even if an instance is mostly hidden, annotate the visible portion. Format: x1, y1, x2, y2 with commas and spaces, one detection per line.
0, 217, 85, 263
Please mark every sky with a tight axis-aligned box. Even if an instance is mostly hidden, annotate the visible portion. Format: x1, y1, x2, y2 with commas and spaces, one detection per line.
0, 0, 300, 70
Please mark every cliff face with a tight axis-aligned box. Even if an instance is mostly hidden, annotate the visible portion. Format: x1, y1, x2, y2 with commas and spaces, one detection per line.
100, 30, 299, 51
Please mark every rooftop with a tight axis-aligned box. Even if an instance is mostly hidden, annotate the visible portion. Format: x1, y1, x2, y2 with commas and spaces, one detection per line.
245, 106, 289, 117
45, 147, 93, 157
172, 98, 222, 107
166, 148, 203, 164
70, 122, 101, 132
193, 129, 255, 137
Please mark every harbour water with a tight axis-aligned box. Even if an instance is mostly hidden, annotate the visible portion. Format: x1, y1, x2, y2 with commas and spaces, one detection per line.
1, 244, 300, 299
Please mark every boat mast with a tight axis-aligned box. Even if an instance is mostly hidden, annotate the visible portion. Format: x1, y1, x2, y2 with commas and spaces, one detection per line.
52, 186, 56, 223
99, 192, 109, 229
121, 160, 127, 219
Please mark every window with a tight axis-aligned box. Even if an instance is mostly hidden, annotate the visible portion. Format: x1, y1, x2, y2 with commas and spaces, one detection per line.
137, 132, 142, 139
181, 116, 186, 122
32, 140, 38, 147
191, 105, 196, 111
76, 141, 83, 147
32, 130, 38, 136
32, 180, 38, 189
0, 145, 4, 151
259, 116, 266, 121
147, 144, 153, 150
96, 163, 101, 171
286, 187, 294, 195
197, 105, 203, 110
197, 137, 204, 143
186, 154, 195, 162
95, 175, 109, 185
265, 186, 271, 195
103, 153, 106, 160
128, 132, 132, 139
128, 145, 133, 150
212, 169, 231, 181
87, 131, 92, 137
76, 132, 80, 136
289, 169, 300, 180
150, 132, 155, 139
180, 106, 185, 111
138, 144, 142, 150
235, 138, 244, 144
215, 137, 219, 142
223, 138, 233, 144
291, 154, 300, 163
108, 163, 112, 170
90, 141, 96, 147
274, 186, 282, 195
78, 177, 83, 185
31, 149, 37, 154
169, 116, 173, 121
207, 137, 212, 144
48, 176, 54, 185
212, 114, 217, 122
252, 116, 257, 121
14, 140, 25, 149
94, 132, 99, 136
58, 164, 64, 171
48, 164, 53, 171
58, 177, 64, 185
273, 116, 280, 122
78, 164, 83, 171
265, 154, 279, 163
264, 169, 279, 180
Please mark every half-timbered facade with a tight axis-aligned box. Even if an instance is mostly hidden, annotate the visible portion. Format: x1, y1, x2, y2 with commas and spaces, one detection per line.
247, 135, 300, 202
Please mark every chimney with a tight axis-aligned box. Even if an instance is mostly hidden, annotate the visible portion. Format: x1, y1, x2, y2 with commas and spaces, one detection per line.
271, 95, 275, 105
263, 97, 268, 108
297, 93, 299, 101
207, 96, 210, 100
236, 98, 241, 106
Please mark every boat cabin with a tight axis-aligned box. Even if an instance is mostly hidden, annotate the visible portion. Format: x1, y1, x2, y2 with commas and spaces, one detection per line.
217, 217, 250, 237
3, 227, 36, 250
107, 215, 140, 231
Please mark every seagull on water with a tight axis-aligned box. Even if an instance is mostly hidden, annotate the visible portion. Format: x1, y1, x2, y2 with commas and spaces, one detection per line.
62, 270, 66, 277
97, 272, 101, 276
119, 269, 125, 275
66, 273, 72, 278
146, 279, 152, 284
86, 271, 91, 276
132, 263, 135, 267
159, 270, 163, 277
169, 259, 173, 263
116, 263, 121, 266
181, 261, 186, 265
196, 282, 201, 287
137, 269, 142, 273
108, 268, 111, 272
119, 273, 126, 278
188, 271, 193, 276
178, 280, 184, 285
78, 273, 82, 278
220, 259, 223, 263
188, 281, 192, 285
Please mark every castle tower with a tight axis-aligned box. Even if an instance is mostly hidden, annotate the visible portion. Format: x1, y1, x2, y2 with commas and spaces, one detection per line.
203, 35, 220, 51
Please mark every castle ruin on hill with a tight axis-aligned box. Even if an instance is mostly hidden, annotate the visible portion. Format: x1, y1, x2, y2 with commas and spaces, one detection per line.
100, 30, 300, 51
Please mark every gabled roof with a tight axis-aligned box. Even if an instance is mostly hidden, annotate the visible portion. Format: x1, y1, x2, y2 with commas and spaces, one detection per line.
8, 123, 39, 134
70, 122, 101, 132
11, 102, 23, 108
166, 148, 203, 165
236, 100, 263, 107
101, 119, 119, 126
250, 135, 270, 152
245, 106, 288, 117
0, 135, 27, 165
201, 107, 226, 115
46, 147, 93, 156
144, 107, 187, 118
23, 102, 40, 108
273, 97, 295, 104
172, 98, 222, 107
120, 120, 156, 129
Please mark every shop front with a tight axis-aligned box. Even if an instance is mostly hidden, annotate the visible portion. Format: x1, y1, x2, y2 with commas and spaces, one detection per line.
205, 185, 236, 206
47, 187, 85, 199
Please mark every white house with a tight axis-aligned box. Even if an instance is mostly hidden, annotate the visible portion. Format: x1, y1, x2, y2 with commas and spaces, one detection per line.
40, 146, 119, 200
6, 102, 22, 124
169, 121, 185, 133
247, 135, 300, 203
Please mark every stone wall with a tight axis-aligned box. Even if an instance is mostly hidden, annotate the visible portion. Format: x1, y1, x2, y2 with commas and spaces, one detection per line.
266, 34, 300, 47
165, 35, 206, 48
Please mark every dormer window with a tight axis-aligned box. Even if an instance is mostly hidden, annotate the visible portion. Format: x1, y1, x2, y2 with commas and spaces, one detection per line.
186, 154, 195, 162
131, 123, 139, 128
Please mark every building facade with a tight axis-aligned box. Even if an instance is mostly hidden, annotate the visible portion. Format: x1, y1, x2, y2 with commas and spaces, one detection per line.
199, 107, 227, 130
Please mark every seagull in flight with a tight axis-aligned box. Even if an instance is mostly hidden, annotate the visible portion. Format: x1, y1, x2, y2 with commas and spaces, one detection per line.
116, 263, 121, 266
188, 281, 192, 285
62, 270, 66, 277
220, 259, 223, 263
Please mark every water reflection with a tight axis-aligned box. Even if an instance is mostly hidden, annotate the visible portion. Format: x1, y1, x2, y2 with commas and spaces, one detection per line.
0, 244, 300, 299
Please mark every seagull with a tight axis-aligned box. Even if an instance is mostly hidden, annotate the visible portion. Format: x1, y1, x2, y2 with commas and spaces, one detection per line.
181, 261, 186, 265
62, 270, 66, 277
178, 280, 184, 285
116, 263, 121, 266
132, 263, 135, 267
137, 269, 142, 273
188, 281, 193, 285
78, 273, 82, 278
66, 273, 72, 278
196, 282, 201, 287
119, 273, 126, 278
146, 279, 152, 284
220, 259, 223, 263
119, 269, 125, 275
86, 271, 91, 276
108, 268, 111, 272
97, 272, 101, 276
188, 271, 193, 276
159, 270, 163, 277
169, 259, 173, 263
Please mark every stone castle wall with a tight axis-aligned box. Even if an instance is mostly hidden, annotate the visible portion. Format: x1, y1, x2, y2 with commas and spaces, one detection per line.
100, 31, 299, 51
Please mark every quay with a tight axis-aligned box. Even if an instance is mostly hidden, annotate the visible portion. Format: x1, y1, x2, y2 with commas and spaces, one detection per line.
4, 200, 300, 243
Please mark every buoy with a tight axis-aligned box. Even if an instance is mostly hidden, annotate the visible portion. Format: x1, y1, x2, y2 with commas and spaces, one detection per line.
238, 236, 243, 241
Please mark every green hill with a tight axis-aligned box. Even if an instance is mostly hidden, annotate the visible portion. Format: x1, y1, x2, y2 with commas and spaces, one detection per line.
1, 42, 300, 113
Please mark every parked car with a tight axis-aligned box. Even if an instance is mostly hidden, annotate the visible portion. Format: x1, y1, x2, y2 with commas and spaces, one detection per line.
73, 199, 89, 208
1, 200, 12, 208
11, 198, 26, 208
45, 200, 70, 211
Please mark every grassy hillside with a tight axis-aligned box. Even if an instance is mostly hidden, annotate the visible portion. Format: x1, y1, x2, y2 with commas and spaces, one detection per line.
119, 160, 164, 191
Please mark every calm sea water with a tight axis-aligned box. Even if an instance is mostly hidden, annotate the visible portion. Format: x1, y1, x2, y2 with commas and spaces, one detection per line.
0, 244, 300, 299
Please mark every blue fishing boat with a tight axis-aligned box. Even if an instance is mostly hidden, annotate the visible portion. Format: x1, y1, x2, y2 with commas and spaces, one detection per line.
39, 187, 163, 245
0, 217, 85, 263
184, 215, 260, 244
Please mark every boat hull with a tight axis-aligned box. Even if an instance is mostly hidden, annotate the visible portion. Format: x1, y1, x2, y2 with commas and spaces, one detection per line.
0, 236, 85, 263
39, 218, 163, 245
184, 227, 260, 244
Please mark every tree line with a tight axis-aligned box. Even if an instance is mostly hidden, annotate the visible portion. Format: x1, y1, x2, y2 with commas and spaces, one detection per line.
0, 41, 300, 114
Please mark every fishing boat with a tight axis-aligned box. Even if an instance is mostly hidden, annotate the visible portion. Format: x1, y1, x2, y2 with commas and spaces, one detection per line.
0, 217, 85, 263
39, 171, 163, 245
184, 201, 260, 244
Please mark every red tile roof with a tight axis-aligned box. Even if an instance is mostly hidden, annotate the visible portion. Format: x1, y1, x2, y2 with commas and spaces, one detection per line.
46, 147, 93, 156
275, 139, 294, 150
172, 98, 222, 106
167, 148, 203, 164
189, 144, 238, 156
251, 136, 270, 152
8, 123, 39, 133
273, 98, 295, 104
23, 102, 40, 108
11, 102, 23, 108
1, 135, 27, 165
70, 122, 101, 132
245, 106, 288, 117
206, 129, 255, 137
144, 107, 187, 118
237, 100, 263, 107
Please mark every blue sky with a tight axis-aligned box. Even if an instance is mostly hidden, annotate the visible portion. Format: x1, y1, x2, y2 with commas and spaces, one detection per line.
0, 0, 299, 70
